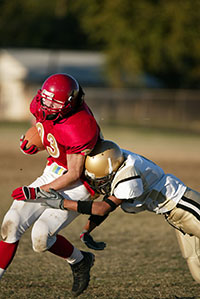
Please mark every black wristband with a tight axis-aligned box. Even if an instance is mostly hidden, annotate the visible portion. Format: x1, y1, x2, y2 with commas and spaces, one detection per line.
77, 200, 93, 215
89, 214, 109, 226
103, 195, 117, 211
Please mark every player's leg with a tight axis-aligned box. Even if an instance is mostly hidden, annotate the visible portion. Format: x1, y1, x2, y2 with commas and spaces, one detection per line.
0, 165, 58, 280
31, 208, 79, 254
0, 200, 46, 280
31, 178, 92, 252
31, 180, 94, 296
175, 230, 200, 283
48, 234, 94, 296
166, 188, 200, 283
0, 240, 19, 279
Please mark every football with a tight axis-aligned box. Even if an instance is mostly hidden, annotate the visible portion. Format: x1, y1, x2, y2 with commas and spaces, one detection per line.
24, 126, 45, 150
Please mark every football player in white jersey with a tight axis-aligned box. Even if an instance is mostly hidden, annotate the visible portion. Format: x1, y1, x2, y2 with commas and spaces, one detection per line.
15, 139, 200, 284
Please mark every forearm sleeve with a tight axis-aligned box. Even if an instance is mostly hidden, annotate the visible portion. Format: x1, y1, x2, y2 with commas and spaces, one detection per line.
88, 214, 109, 226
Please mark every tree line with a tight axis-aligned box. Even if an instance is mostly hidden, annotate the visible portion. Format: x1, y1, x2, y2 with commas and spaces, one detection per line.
0, 0, 199, 88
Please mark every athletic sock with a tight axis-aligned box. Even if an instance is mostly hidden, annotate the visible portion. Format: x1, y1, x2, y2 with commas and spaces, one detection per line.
67, 247, 84, 265
0, 240, 19, 270
48, 234, 74, 258
48, 234, 83, 265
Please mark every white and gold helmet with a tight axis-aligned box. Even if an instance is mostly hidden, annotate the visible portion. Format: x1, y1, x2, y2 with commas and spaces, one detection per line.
85, 140, 124, 195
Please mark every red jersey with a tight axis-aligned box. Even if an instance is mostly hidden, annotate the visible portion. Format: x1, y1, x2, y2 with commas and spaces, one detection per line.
30, 98, 100, 170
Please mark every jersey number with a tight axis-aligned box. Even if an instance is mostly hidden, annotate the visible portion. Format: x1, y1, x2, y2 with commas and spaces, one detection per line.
36, 123, 60, 158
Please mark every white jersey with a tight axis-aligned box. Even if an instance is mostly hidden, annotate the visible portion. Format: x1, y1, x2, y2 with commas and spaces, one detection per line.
111, 150, 187, 214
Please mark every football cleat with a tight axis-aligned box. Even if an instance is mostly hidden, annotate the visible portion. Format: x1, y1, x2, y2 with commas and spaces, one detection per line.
70, 251, 95, 297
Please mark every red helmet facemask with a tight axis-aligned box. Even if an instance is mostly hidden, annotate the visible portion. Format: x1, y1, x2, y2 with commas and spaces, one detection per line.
35, 73, 83, 122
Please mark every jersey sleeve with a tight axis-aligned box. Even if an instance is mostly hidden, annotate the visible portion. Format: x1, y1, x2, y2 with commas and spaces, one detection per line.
113, 177, 144, 200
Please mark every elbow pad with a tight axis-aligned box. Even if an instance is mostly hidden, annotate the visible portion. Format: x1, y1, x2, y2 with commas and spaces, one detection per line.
103, 195, 117, 211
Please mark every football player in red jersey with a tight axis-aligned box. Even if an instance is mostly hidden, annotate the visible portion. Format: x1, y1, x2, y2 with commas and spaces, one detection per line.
0, 73, 102, 297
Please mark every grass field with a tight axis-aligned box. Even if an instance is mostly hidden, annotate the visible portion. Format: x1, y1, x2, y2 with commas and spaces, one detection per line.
0, 123, 200, 299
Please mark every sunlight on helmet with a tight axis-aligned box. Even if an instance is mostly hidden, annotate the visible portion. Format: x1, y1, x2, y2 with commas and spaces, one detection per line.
85, 140, 124, 194
34, 73, 84, 122
41, 89, 64, 111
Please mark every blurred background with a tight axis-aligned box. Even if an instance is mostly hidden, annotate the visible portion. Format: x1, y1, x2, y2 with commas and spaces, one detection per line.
0, 0, 200, 132
1, 2, 200, 297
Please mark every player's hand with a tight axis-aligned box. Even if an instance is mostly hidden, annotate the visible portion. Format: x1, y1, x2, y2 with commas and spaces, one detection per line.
80, 230, 106, 250
20, 135, 39, 155
35, 188, 66, 210
12, 186, 41, 201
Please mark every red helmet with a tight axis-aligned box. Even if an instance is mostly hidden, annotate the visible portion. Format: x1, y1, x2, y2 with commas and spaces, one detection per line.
35, 73, 83, 121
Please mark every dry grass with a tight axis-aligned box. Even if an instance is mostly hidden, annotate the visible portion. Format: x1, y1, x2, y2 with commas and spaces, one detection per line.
0, 123, 200, 298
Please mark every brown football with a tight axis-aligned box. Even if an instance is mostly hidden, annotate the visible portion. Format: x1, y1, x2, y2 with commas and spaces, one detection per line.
24, 126, 45, 150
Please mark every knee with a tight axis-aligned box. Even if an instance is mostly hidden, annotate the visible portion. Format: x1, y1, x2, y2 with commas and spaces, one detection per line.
31, 220, 56, 253
1, 210, 21, 242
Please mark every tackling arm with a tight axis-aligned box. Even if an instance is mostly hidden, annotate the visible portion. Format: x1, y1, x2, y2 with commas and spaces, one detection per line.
61, 194, 122, 215
31, 188, 122, 215
16, 189, 121, 250
80, 216, 108, 250
37, 190, 120, 250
